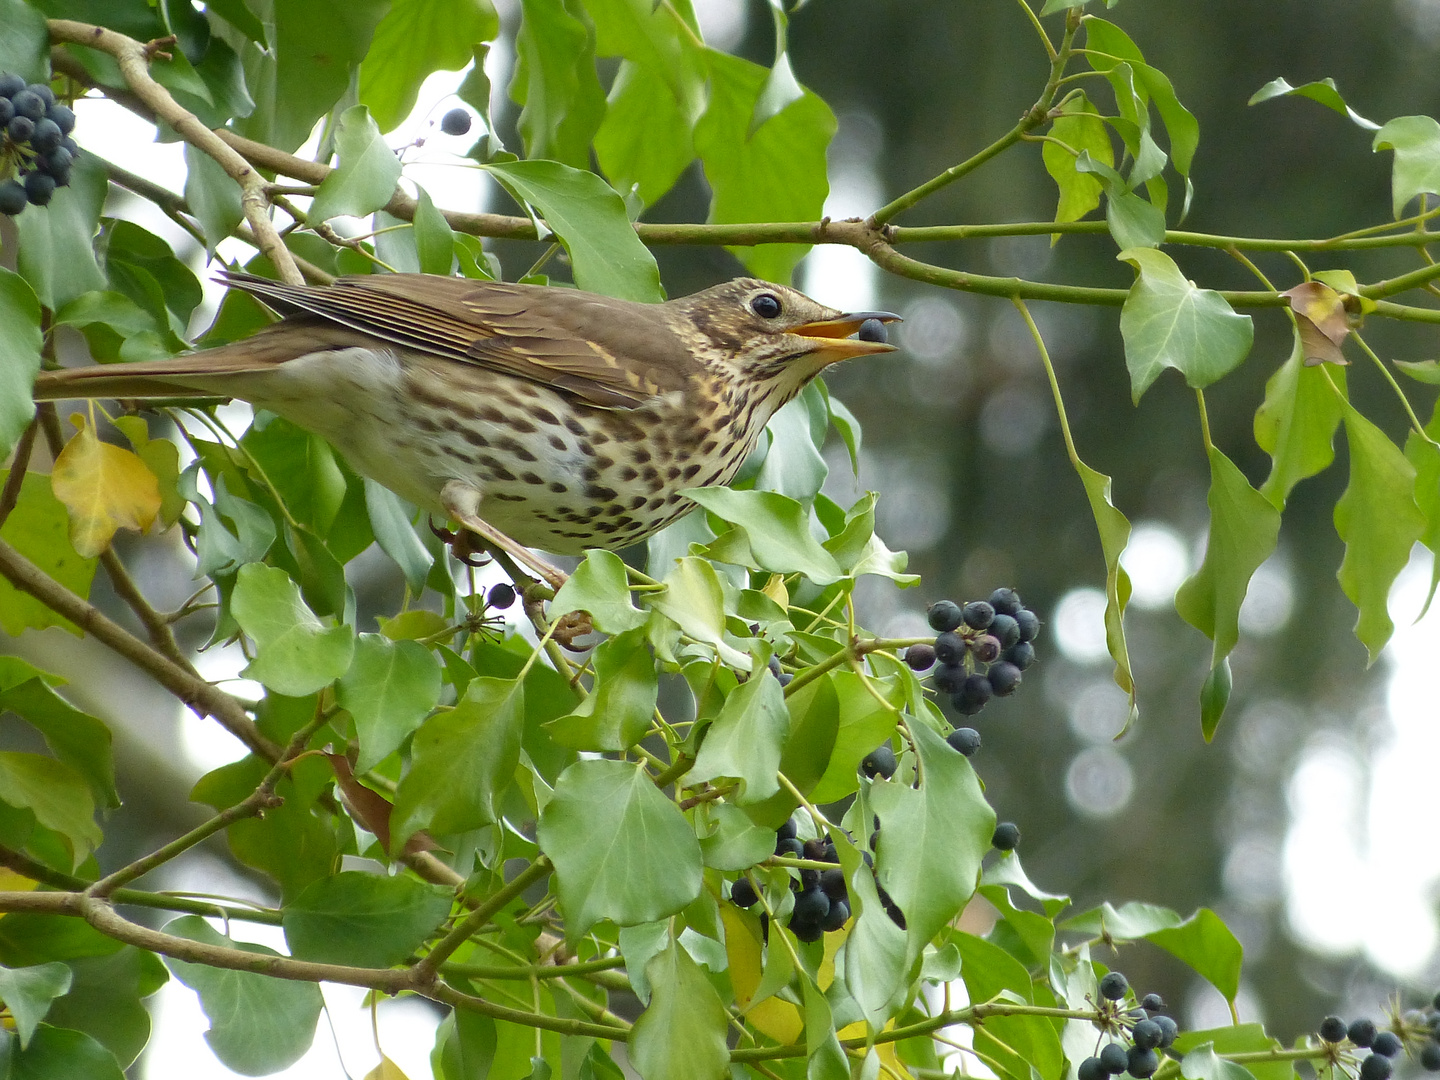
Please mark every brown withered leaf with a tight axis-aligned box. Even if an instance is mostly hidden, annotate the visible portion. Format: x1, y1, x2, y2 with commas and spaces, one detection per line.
1282, 281, 1350, 366
326, 753, 440, 855
50, 413, 161, 557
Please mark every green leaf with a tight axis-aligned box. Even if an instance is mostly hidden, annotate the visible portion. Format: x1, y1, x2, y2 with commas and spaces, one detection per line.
4, 1024, 125, 1080
628, 939, 729, 1080
1045, 94, 1112, 225
162, 916, 324, 1075
237, 0, 389, 153
1173, 1026, 1289, 1080
0, 473, 97, 637
551, 549, 647, 633
1394, 359, 1440, 385
953, 932, 1065, 1080
242, 415, 348, 538
413, 186, 458, 276
697, 802, 775, 871
1076, 460, 1138, 727
510, 0, 606, 168
871, 720, 994, 973
594, 60, 698, 208
391, 676, 526, 850
307, 106, 404, 225
1174, 446, 1281, 732
0, 752, 100, 868
43, 947, 164, 1070
0, 268, 41, 460
1406, 410, 1440, 614
1335, 401, 1426, 661
694, 49, 834, 284
363, 480, 433, 592
183, 144, 244, 255
1179, 1043, 1258, 1080
481, 159, 663, 302
1118, 248, 1254, 403
1062, 899, 1182, 938
231, 564, 355, 696
753, 388, 828, 502
336, 634, 442, 771
1199, 659, 1233, 745
689, 670, 789, 803
809, 671, 899, 804
283, 871, 454, 967
648, 557, 751, 670
538, 759, 703, 938
104, 220, 204, 342
1373, 115, 1440, 218
801, 966, 848, 1080
690, 487, 842, 585
1255, 341, 1345, 508
16, 149, 107, 312
358, 0, 499, 132
1249, 76, 1379, 130
1106, 188, 1167, 250
546, 628, 657, 751
0, 0, 49, 82
1147, 909, 1244, 1004
0, 962, 71, 1048
0, 678, 117, 810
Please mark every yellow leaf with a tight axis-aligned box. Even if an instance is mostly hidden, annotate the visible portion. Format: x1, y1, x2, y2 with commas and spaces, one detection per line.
761, 573, 789, 608
364, 1055, 411, 1080
51, 414, 161, 557
720, 904, 803, 1045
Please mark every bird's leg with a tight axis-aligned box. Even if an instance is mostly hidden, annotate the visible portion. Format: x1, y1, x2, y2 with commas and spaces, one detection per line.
439, 480, 569, 592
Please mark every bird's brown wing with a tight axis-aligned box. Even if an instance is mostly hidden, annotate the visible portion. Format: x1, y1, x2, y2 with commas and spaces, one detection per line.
222, 271, 698, 409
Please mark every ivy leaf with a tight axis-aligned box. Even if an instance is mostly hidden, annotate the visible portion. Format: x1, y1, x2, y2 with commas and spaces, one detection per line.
358, 0, 499, 132
551, 549, 647, 633
231, 564, 356, 696
1335, 402, 1427, 661
1118, 248, 1254, 403
1255, 341, 1345, 508
953, 932, 1065, 1079
1405, 409, 1440, 616
390, 676, 525, 851
690, 487, 843, 585
0, 752, 101, 868
1373, 115, 1440, 218
538, 759, 702, 938
510, 0, 605, 168
307, 106, 403, 225
1147, 909, 1244, 1005
1174, 446, 1281, 738
336, 634, 442, 771
364, 480, 433, 592
16, 149, 107, 312
282, 871, 454, 968
1044, 94, 1112, 226
689, 670, 789, 804
1180, 1042, 1263, 1080
0, 677, 117, 810
49, 414, 160, 558
0, 473, 98, 637
0, 0, 49, 83
3, 1024, 125, 1079
546, 628, 658, 751
482, 159, 663, 302
648, 557, 751, 670
1173, 1026, 1289, 1080
0, 961, 71, 1047
870, 720, 994, 974
0, 268, 40, 460
1076, 460, 1139, 729
162, 916, 324, 1076
628, 939, 730, 1080
1249, 76, 1379, 130
594, 60, 698, 208
413, 186, 457, 276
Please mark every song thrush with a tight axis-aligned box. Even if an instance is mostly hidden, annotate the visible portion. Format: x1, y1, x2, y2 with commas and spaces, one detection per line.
32, 271, 898, 582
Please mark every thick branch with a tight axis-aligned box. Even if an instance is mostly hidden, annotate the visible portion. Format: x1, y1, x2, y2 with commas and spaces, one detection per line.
47, 20, 302, 285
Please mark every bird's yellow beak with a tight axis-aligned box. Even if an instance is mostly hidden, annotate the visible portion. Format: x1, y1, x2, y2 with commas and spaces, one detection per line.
792, 311, 902, 361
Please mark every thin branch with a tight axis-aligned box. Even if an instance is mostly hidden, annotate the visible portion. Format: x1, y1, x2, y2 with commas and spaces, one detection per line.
0, 417, 39, 531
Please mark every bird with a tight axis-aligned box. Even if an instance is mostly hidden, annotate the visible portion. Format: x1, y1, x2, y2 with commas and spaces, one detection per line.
32, 271, 899, 585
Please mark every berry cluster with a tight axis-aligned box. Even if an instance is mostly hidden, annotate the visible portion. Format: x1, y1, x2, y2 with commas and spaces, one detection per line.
0, 74, 77, 216
730, 819, 852, 942
907, 588, 1039, 716
1316, 994, 1440, 1079
1077, 971, 1181, 1080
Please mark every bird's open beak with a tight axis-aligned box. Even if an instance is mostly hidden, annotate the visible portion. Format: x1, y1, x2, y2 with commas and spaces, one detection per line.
792, 311, 902, 361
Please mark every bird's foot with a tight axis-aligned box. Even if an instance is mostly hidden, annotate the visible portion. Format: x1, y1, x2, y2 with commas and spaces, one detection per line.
438, 481, 569, 592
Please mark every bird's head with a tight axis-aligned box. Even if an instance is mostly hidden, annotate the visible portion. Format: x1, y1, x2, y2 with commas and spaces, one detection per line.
667, 278, 900, 402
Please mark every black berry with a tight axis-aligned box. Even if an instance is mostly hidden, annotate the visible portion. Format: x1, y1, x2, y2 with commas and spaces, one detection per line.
989, 613, 1021, 649
25, 83, 54, 108
440, 107, 472, 136
23, 171, 55, 206
905, 643, 936, 671
1434, 992, 1440, 1011
0, 179, 26, 216
730, 878, 758, 907
486, 582, 516, 609
1098, 970, 1129, 1001
1098, 1043, 1129, 1074
39, 146, 72, 184
1420, 1042, 1440, 1072
857, 318, 887, 344
768, 654, 783, 679
987, 661, 1022, 696
820, 897, 850, 931
0, 73, 25, 98
7, 114, 34, 142
1153, 1015, 1178, 1048
30, 116, 60, 152
927, 600, 963, 633
1349, 1019, 1377, 1047
991, 821, 1020, 851
1132, 1019, 1162, 1051
962, 600, 994, 630
1372, 1032, 1402, 1058
1140, 993, 1165, 1013
1319, 1016, 1347, 1044
0, 98, 12, 125
776, 817, 797, 843
934, 630, 965, 665
861, 744, 897, 779
946, 727, 981, 756
953, 673, 993, 715
989, 587, 1022, 615
1015, 607, 1041, 642
775, 836, 804, 859
970, 634, 1001, 663
1360, 1053, 1393, 1080
11, 89, 44, 121
1078, 1057, 1106, 1080
46, 103, 74, 134
1004, 640, 1035, 670
819, 867, 847, 900
1127, 1047, 1159, 1079
932, 662, 966, 694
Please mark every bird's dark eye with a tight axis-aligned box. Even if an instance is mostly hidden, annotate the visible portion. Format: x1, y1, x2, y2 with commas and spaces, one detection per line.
751, 293, 782, 319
